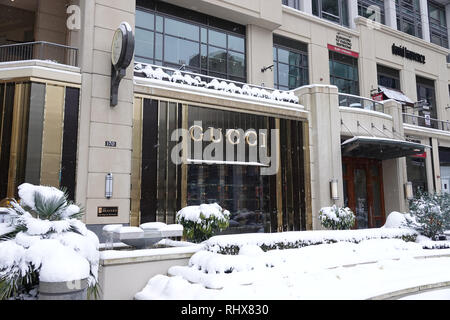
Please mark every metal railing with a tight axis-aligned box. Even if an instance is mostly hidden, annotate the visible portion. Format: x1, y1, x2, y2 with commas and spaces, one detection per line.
339, 93, 385, 113
402, 113, 450, 132
0, 41, 78, 67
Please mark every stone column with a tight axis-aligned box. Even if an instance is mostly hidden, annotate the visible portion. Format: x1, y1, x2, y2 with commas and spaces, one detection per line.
419, 0, 431, 42
294, 85, 344, 230
384, 0, 397, 30
382, 99, 408, 213
78, 0, 135, 238
431, 137, 442, 194
347, 0, 359, 30
300, 0, 312, 15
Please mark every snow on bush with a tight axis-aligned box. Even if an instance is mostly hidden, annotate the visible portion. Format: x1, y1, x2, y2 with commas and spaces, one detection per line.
319, 205, 355, 230
0, 183, 99, 300
407, 191, 450, 240
203, 227, 417, 255
176, 203, 230, 243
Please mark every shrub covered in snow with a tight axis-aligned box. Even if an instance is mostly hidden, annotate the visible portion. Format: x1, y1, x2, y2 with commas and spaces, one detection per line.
0, 183, 99, 300
319, 205, 355, 230
176, 203, 230, 243
407, 191, 450, 240
203, 228, 418, 255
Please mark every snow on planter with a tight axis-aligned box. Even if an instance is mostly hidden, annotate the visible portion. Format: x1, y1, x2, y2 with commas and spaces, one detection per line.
0, 183, 99, 299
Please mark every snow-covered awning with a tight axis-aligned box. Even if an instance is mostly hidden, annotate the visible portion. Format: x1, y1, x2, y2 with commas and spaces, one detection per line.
341, 136, 427, 160
379, 86, 414, 106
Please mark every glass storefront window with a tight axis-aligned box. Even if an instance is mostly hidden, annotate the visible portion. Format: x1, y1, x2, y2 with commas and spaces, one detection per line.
396, 0, 422, 39
406, 155, 428, 195
312, 0, 349, 27
416, 76, 437, 129
428, 1, 449, 48
377, 64, 400, 90
136, 99, 307, 233
282, 0, 300, 10
329, 51, 359, 96
135, 6, 246, 83
439, 147, 450, 194
273, 35, 309, 91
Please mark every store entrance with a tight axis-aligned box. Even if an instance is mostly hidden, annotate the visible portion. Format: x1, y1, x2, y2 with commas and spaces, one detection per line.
342, 157, 385, 228
132, 98, 309, 234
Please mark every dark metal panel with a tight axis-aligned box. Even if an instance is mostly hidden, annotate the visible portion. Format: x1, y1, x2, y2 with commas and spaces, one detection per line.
25, 83, 46, 186
60, 87, 80, 201
0, 84, 15, 199
140, 98, 159, 223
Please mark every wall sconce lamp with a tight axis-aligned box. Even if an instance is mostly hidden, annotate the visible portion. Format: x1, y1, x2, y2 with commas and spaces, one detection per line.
330, 179, 339, 201
405, 181, 414, 200
105, 173, 113, 199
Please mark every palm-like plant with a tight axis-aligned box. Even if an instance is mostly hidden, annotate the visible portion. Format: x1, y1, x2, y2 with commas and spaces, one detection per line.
0, 183, 99, 300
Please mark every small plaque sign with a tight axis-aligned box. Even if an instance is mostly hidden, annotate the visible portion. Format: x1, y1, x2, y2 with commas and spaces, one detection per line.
98, 206, 119, 217
105, 141, 117, 147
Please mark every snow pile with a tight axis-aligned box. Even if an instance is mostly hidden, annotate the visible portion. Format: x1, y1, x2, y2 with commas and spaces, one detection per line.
382, 212, 411, 228
0, 183, 99, 292
203, 227, 418, 254
135, 238, 450, 300
134, 63, 299, 104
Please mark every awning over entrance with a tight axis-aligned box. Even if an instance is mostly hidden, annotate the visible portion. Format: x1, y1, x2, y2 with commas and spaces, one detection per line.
378, 86, 414, 106
341, 136, 427, 160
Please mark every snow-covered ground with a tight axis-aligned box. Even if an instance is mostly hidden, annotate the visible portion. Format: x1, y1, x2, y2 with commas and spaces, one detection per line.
135, 238, 450, 300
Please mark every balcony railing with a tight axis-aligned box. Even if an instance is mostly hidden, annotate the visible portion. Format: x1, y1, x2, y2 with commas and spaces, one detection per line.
403, 113, 450, 132
339, 93, 385, 113
0, 41, 78, 67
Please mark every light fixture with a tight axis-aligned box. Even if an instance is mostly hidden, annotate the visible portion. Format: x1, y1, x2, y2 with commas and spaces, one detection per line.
105, 173, 113, 199
261, 64, 274, 73
404, 181, 413, 200
330, 179, 339, 200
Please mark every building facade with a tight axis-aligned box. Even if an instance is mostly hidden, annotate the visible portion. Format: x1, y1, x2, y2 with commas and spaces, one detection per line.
0, 0, 449, 238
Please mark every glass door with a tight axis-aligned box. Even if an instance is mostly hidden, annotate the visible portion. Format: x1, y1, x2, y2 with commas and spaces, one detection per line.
343, 157, 385, 229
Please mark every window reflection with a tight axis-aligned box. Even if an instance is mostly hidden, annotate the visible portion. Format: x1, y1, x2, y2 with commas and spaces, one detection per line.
136, 7, 246, 82
273, 36, 309, 90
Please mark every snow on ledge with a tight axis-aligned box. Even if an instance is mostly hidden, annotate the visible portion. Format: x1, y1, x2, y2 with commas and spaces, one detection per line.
134, 63, 301, 106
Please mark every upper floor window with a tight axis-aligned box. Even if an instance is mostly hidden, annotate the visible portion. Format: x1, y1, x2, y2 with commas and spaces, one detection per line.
312, 0, 349, 27
396, 0, 422, 38
273, 35, 309, 90
358, 0, 385, 25
282, 0, 300, 10
428, 1, 448, 48
377, 64, 400, 90
135, 2, 246, 83
329, 50, 359, 96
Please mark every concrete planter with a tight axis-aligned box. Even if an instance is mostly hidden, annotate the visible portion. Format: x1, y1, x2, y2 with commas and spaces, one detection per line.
39, 278, 89, 300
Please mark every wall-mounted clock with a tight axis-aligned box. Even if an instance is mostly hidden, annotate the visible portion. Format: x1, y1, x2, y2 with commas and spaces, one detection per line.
111, 22, 134, 106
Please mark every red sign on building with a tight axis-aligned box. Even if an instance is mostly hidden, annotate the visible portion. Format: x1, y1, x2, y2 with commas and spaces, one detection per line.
372, 92, 384, 101
327, 44, 359, 58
